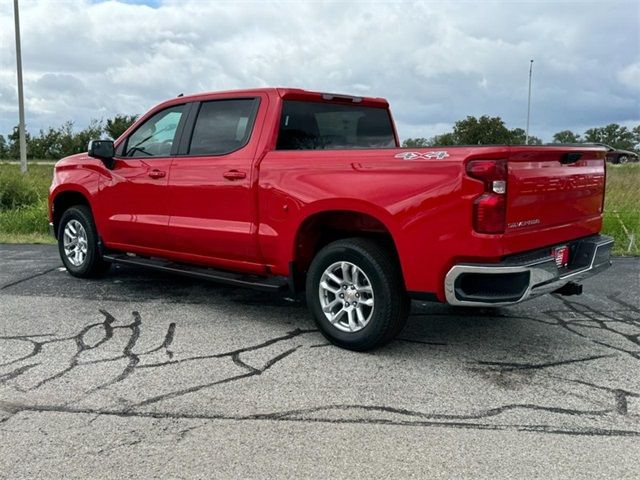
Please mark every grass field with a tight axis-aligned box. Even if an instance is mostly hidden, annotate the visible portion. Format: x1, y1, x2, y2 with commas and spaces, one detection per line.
0, 163, 54, 244
602, 163, 639, 255
0, 161, 638, 255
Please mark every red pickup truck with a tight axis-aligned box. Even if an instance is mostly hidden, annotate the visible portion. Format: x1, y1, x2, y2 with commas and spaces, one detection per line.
49, 88, 613, 350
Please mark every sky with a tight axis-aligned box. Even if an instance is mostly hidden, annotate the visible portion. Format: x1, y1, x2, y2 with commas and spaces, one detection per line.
0, 0, 638, 142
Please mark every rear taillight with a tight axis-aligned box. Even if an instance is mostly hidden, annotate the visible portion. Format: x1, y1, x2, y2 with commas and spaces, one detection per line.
466, 159, 507, 234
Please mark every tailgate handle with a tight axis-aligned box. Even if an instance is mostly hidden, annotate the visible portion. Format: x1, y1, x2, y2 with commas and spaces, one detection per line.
561, 152, 582, 165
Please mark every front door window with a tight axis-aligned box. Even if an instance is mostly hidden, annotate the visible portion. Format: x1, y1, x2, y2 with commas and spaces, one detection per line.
124, 105, 185, 158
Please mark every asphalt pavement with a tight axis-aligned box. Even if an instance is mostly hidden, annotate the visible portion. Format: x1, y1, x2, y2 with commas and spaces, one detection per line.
1, 244, 639, 479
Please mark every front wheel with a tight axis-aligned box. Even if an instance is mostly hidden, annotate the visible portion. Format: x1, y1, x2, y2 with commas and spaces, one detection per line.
306, 238, 409, 351
58, 205, 110, 278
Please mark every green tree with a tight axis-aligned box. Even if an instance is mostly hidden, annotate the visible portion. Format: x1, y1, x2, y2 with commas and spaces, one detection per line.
552, 130, 581, 143
54, 120, 104, 157
509, 128, 542, 145
105, 114, 138, 140
583, 124, 636, 150
632, 125, 640, 148
0, 135, 8, 159
402, 137, 430, 148
7, 125, 31, 160
403, 119, 540, 148
72, 120, 104, 155
29, 126, 65, 159
452, 116, 514, 145
402, 134, 456, 147
430, 132, 456, 145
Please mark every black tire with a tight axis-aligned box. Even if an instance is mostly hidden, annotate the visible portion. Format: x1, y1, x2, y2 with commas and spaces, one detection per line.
58, 205, 110, 278
306, 238, 409, 351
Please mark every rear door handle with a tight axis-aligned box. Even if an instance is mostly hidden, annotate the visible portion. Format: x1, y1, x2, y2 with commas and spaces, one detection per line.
223, 170, 247, 180
148, 169, 166, 179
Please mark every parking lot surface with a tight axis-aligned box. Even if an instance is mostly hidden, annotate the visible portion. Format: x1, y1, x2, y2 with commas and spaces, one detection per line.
1, 244, 639, 479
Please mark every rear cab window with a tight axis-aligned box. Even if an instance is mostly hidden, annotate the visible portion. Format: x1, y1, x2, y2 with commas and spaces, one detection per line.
187, 98, 259, 156
276, 100, 396, 150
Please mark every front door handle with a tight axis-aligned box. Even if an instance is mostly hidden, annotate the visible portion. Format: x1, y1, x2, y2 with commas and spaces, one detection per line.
148, 169, 166, 179
223, 170, 247, 180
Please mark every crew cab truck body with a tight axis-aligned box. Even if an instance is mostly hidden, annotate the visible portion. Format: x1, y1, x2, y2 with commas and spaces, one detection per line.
49, 88, 613, 350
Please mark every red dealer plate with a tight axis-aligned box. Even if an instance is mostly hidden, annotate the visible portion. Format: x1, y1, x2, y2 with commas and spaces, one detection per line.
553, 245, 570, 268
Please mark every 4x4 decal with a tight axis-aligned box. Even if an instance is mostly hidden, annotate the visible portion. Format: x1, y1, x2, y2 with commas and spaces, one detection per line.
394, 151, 450, 160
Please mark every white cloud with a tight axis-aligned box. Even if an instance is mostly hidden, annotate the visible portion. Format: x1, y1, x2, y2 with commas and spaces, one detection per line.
618, 62, 640, 92
0, 0, 638, 141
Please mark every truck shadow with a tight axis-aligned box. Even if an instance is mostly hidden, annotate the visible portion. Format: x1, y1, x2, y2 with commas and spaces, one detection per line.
109, 265, 615, 365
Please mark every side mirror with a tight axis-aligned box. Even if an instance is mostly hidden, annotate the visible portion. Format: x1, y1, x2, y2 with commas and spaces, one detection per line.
88, 140, 115, 169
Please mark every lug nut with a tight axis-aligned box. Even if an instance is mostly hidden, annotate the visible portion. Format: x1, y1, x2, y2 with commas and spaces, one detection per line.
355, 293, 360, 297
343, 285, 347, 290
345, 302, 349, 306
339, 293, 344, 298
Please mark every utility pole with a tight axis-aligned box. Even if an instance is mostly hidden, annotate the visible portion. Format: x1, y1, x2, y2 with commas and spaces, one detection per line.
13, 0, 27, 173
525, 59, 533, 145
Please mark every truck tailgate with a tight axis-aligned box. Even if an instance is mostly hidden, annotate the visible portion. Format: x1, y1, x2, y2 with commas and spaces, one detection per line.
506, 147, 606, 235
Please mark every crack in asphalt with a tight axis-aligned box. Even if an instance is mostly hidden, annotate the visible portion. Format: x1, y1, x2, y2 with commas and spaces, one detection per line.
1, 401, 638, 437
132, 346, 301, 409
476, 354, 615, 371
136, 327, 316, 370
0, 266, 59, 291
0, 363, 39, 385
543, 373, 640, 417
0, 309, 315, 411
251, 402, 615, 421
538, 295, 640, 360
82, 310, 143, 395
397, 337, 449, 346
142, 322, 176, 358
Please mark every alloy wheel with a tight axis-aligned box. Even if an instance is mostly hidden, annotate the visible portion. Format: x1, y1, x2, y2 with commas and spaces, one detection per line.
63, 219, 88, 267
318, 261, 375, 332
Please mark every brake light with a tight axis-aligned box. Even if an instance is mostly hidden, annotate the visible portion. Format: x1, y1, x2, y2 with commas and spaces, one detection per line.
466, 159, 507, 234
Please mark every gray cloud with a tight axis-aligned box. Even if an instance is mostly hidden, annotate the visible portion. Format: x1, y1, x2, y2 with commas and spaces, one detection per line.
0, 0, 638, 141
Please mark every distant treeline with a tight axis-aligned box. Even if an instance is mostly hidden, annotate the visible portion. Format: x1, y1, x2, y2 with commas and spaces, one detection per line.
402, 115, 640, 151
0, 115, 137, 160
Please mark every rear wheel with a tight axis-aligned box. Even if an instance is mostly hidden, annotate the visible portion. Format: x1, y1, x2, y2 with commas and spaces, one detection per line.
618, 155, 629, 164
306, 238, 409, 351
58, 205, 110, 278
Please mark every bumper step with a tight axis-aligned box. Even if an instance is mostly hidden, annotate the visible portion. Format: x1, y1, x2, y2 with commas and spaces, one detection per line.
444, 234, 613, 307
103, 253, 288, 292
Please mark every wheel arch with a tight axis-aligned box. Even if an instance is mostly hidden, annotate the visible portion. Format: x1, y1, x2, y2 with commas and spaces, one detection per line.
290, 205, 404, 291
51, 188, 93, 239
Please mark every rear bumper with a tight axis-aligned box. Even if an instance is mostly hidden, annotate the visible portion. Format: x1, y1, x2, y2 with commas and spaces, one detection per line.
444, 234, 613, 307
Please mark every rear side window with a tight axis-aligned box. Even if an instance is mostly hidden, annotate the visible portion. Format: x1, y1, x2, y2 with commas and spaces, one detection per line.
188, 99, 258, 155
276, 100, 395, 150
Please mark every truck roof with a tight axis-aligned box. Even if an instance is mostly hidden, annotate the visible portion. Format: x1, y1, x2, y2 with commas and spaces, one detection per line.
168, 87, 389, 108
